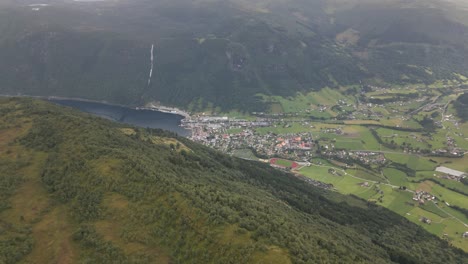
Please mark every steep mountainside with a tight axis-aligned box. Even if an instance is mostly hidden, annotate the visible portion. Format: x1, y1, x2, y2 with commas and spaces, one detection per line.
0, 97, 467, 263
0, 0, 467, 112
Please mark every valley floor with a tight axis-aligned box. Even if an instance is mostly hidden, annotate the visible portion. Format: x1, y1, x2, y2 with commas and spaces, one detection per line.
187, 84, 468, 251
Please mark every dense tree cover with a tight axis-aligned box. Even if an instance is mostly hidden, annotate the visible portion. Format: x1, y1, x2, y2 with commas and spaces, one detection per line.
454, 93, 468, 122
0, 98, 467, 263
462, 177, 468, 186
0, 0, 467, 112
451, 206, 468, 220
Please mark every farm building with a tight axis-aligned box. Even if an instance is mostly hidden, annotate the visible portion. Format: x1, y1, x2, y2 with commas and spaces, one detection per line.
435, 166, 467, 178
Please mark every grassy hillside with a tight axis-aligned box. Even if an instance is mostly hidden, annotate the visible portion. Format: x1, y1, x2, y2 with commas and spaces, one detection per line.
0, 0, 467, 112
1, 97, 467, 263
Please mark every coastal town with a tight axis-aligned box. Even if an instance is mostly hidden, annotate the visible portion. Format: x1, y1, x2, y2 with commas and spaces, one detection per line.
183, 116, 316, 161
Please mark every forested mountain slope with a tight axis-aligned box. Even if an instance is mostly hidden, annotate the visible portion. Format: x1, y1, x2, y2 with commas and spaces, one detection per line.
0, 0, 467, 112
0, 97, 467, 263
454, 92, 468, 122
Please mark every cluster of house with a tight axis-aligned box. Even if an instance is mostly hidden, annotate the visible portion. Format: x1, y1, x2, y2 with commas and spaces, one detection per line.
349, 151, 386, 164
187, 116, 270, 144
187, 115, 316, 160
274, 135, 313, 150
442, 114, 460, 128
412, 190, 436, 204
321, 150, 387, 166
423, 103, 444, 113
320, 127, 343, 135
432, 148, 465, 157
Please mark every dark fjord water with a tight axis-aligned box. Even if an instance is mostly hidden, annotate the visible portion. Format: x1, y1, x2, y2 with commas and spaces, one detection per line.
50, 99, 190, 137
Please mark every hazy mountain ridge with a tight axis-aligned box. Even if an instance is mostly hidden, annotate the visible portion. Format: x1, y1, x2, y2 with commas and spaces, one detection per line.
0, 0, 467, 112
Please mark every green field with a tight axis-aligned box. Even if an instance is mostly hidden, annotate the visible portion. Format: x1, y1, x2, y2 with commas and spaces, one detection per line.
431, 184, 468, 209
300, 165, 375, 195
385, 153, 437, 171
298, 160, 468, 251
232, 149, 259, 161
316, 125, 381, 150
383, 168, 408, 186
376, 128, 431, 150
334, 140, 363, 150
431, 156, 468, 172
273, 159, 294, 167
259, 88, 351, 115
346, 168, 384, 182
255, 123, 311, 135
